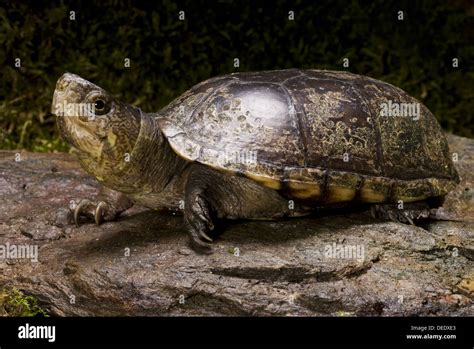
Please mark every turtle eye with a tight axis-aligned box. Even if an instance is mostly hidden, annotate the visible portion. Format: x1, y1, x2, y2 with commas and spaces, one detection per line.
95, 99, 105, 111
93, 98, 110, 116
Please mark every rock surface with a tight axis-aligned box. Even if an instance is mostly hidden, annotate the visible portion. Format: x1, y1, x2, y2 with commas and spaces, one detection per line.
0, 134, 472, 316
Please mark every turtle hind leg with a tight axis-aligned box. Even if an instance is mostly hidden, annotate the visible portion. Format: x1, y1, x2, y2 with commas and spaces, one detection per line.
370, 201, 431, 225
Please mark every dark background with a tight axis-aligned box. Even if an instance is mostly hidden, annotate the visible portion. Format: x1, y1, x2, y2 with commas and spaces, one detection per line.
1, 0, 473, 152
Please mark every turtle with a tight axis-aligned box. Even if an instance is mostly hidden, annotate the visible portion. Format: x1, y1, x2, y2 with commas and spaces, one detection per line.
52, 69, 459, 252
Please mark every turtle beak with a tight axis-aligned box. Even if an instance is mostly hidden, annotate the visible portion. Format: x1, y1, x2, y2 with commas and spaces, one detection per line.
52, 73, 72, 116
55, 72, 88, 92
53, 73, 96, 149
56, 113, 75, 146
52, 73, 96, 112
51, 89, 62, 116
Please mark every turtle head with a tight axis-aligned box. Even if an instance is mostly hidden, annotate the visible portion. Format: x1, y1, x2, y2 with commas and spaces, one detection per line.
52, 73, 142, 166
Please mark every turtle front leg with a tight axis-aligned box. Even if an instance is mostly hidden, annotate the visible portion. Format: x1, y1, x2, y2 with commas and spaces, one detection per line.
72, 186, 133, 226
182, 164, 296, 253
184, 187, 217, 252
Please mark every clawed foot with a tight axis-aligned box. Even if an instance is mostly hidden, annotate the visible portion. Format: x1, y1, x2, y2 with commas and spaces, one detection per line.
370, 204, 430, 225
185, 194, 216, 253
71, 199, 116, 226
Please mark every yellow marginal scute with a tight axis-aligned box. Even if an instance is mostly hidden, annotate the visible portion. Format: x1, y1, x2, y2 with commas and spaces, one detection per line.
360, 188, 386, 203
288, 181, 321, 199
395, 195, 428, 203
327, 186, 356, 202
245, 173, 281, 190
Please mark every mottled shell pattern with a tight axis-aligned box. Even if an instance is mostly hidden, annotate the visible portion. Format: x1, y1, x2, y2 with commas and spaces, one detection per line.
157, 69, 459, 204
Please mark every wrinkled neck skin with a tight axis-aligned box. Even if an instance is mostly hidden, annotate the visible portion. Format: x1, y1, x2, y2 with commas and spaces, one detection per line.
77, 112, 189, 209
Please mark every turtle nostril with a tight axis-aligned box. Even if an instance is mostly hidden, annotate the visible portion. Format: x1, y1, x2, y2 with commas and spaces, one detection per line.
57, 73, 78, 91
56, 78, 70, 92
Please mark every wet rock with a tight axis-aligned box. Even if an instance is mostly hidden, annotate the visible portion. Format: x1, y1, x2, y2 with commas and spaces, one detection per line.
0, 135, 473, 316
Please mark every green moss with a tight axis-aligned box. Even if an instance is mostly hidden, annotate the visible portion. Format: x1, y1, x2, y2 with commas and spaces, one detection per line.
0, 0, 472, 152
228, 247, 238, 255
0, 288, 49, 317
335, 310, 355, 317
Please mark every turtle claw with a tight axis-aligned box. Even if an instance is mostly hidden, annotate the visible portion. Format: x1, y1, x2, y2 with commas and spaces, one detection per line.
185, 193, 216, 252
200, 230, 213, 242
74, 199, 92, 227
95, 201, 107, 226
189, 217, 214, 245
404, 214, 415, 225
387, 211, 398, 223
190, 236, 213, 255
370, 205, 377, 219
71, 199, 114, 227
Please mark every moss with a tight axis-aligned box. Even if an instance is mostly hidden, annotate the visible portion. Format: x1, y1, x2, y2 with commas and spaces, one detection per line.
228, 247, 238, 255
0, 0, 472, 152
0, 288, 49, 317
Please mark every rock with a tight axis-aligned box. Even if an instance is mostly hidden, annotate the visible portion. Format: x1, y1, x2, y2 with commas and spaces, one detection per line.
0, 135, 473, 316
